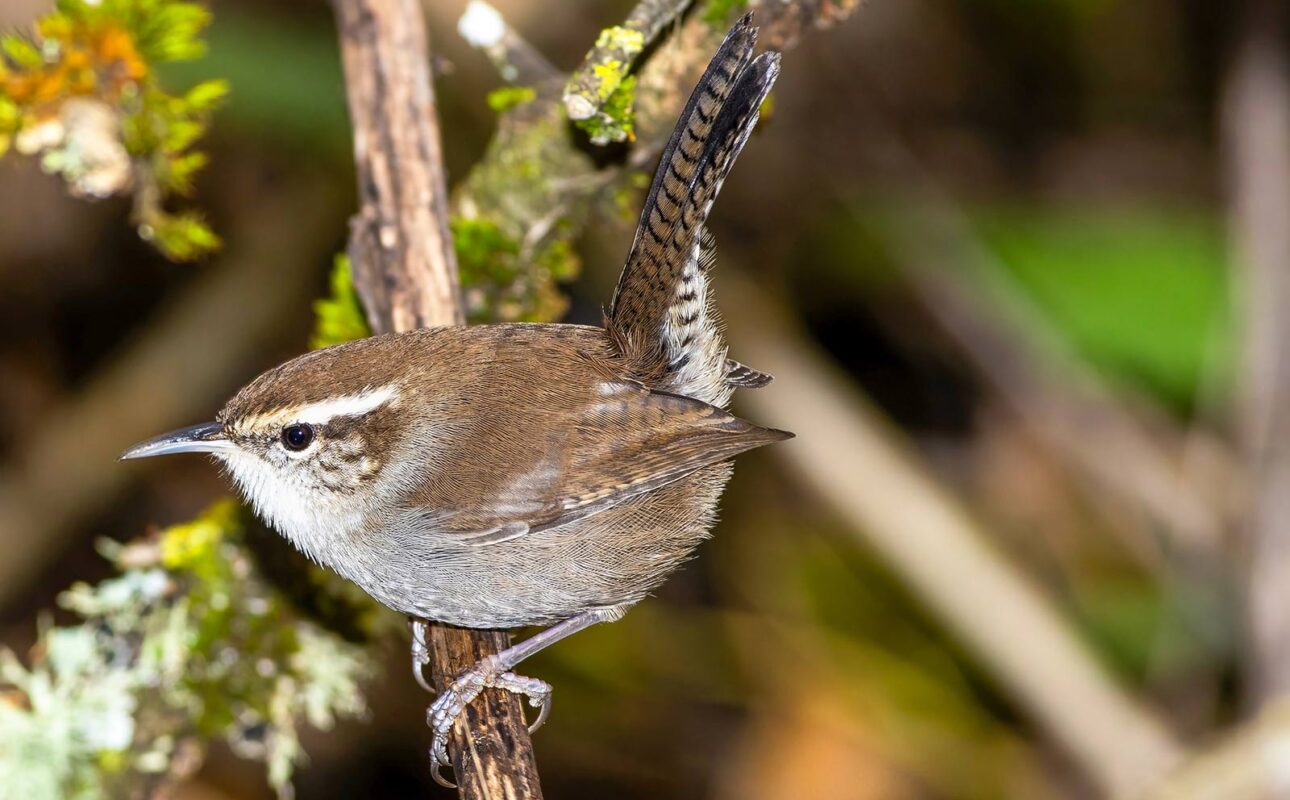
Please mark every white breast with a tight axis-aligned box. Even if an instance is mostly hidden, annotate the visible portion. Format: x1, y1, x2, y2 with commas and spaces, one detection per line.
218, 450, 367, 570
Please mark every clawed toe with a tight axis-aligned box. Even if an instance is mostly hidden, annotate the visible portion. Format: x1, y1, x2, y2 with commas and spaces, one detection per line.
527, 691, 551, 733
490, 670, 552, 733
429, 735, 454, 788
409, 619, 436, 693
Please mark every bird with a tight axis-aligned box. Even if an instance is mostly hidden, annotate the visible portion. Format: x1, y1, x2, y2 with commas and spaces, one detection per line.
122, 14, 788, 785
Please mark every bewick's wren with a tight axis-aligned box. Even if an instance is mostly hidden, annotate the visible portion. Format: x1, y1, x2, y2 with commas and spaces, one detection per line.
122, 16, 788, 783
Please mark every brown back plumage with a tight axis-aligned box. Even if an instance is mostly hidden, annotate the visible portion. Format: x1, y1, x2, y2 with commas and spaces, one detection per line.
607, 15, 780, 397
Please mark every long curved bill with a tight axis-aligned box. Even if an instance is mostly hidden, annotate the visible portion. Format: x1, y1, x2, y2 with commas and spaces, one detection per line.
120, 422, 233, 460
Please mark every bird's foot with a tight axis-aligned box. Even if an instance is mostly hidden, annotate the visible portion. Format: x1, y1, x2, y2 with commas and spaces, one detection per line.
426, 655, 553, 788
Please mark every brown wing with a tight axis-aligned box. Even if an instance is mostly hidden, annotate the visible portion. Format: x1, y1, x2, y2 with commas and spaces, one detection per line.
411, 379, 790, 545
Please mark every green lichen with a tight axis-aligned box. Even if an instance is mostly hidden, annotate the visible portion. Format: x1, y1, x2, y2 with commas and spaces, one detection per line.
454, 84, 592, 325
452, 215, 578, 324
583, 26, 644, 105
486, 85, 536, 114
575, 73, 637, 146
592, 60, 625, 101
595, 25, 646, 57
563, 23, 646, 129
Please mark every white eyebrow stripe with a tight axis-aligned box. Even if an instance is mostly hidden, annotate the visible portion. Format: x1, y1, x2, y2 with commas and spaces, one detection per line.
250, 384, 400, 428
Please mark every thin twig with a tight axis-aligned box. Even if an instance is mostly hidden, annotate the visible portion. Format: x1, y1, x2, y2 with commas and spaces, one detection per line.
454, 0, 561, 85
332, 0, 542, 795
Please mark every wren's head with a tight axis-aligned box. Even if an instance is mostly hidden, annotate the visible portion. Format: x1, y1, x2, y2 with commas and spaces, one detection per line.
120, 342, 417, 562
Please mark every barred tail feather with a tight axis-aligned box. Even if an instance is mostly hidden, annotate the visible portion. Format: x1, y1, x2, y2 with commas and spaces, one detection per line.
607, 15, 780, 405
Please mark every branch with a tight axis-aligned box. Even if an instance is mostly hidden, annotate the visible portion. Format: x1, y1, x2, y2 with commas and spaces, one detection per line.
1223, 0, 1290, 705
331, 0, 542, 795
720, 276, 1186, 798
336, 0, 463, 333
455, 0, 560, 85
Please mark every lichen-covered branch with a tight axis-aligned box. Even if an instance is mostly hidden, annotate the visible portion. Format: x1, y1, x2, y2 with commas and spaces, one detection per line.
562, 0, 689, 143
453, 0, 862, 326
563, 0, 689, 121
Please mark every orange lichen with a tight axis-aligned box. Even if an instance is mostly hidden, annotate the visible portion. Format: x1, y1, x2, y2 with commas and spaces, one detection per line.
1, 21, 148, 114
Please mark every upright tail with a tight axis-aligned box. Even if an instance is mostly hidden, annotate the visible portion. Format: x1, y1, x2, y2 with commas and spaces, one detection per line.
606, 15, 780, 407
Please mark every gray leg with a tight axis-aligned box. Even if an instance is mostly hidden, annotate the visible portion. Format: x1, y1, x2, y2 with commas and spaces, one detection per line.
426, 606, 626, 787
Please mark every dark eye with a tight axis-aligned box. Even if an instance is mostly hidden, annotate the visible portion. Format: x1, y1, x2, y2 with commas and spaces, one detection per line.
281, 424, 314, 451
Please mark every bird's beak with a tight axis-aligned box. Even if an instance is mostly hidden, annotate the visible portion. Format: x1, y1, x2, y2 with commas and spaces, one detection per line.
120, 422, 233, 460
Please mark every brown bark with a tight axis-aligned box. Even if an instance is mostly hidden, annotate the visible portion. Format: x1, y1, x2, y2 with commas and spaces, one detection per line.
332, 0, 542, 795
335, 0, 463, 333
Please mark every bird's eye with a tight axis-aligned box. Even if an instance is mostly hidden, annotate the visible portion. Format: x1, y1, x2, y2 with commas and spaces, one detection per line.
281, 424, 314, 451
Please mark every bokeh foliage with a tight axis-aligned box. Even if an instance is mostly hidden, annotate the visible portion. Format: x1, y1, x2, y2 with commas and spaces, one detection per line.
0, 0, 226, 260
0, 501, 373, 799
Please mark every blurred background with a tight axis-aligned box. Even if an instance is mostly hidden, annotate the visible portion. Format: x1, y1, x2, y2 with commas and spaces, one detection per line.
0, 0, 1283, 797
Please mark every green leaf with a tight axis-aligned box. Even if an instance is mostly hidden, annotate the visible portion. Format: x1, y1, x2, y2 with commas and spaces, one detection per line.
132, 2, 212, 63
0, 35, 43, 68
143, 210, 220, 261
162, 118, 202, 152
311, 255, 370, 349
163, 150, 207, 194
182, 78, 229, 111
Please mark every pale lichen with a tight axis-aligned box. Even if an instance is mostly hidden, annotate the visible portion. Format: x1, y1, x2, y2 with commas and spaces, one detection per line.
0, 500, 376, 800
